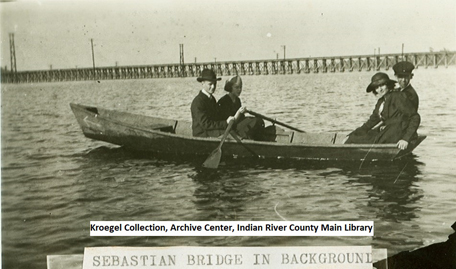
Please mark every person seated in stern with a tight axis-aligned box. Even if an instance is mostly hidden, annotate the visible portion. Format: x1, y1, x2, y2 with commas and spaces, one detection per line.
393, 61, 419, 111
344, 72, 420, 150
217, 75, 265, 140
191, 69, 242, 137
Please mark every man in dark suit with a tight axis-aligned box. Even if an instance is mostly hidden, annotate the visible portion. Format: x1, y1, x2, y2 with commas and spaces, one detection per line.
191, 69, 240, 137
393, 61, 419, 111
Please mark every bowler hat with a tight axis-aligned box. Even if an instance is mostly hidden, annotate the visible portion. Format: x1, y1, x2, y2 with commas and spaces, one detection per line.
393, 61, 415, 76
366, 72, 396, 93
197, 69, 222, 82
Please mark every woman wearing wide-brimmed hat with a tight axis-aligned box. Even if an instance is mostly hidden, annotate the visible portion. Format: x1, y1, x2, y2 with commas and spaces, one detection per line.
344, 72, 421, 150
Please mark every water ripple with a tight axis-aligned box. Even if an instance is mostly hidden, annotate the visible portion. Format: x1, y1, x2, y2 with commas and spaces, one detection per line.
2, 69, 456, 268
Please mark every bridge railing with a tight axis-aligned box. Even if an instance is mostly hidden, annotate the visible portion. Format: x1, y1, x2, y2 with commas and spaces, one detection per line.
2, 51, 455, 84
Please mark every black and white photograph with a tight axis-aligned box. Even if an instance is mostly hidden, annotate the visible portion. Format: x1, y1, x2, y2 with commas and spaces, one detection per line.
1, 0, 455, 268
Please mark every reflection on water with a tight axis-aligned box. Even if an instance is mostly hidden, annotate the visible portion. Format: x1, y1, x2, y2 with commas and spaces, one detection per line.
350, 157, 423, 223
200, 157, 422, 220
80, 146, 425, 228
190, 169, 267, 221
121, 146, 425, 227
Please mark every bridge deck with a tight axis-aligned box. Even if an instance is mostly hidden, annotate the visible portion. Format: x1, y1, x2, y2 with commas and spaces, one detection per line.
2, 51, 455, 84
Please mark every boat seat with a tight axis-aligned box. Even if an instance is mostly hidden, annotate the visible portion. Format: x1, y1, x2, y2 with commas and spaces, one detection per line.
275, 131, 294, 143
174, 120, 193, 137
291, 132, 337, 144
150, 123, 175, 133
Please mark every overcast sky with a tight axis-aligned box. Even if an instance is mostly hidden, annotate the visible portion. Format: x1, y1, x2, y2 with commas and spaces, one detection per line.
1, 0, 455, 71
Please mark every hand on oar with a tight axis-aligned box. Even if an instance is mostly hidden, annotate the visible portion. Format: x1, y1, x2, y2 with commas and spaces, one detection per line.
202, 109, 243, 169
246, 109, 305, 133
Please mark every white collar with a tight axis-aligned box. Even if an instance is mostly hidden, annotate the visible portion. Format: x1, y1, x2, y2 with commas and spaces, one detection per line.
201, 89, 212, 98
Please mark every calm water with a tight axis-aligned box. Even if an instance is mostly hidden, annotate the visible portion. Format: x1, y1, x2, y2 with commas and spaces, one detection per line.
2, 68, 456, 268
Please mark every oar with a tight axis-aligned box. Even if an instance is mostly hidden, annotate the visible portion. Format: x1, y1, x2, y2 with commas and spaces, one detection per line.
202, 120, 236, 169
229, 131, 258, 157
246, 109, 306, 133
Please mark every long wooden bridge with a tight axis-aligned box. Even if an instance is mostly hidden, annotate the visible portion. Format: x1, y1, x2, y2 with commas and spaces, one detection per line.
2, 51, 455, 84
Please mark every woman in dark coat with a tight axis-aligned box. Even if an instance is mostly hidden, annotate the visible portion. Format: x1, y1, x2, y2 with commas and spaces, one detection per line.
345, 72, 420, 150
217, 76, 265, 140
217, 76, 243, 120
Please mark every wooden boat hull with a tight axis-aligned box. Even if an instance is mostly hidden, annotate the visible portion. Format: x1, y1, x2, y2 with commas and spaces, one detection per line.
70, 103, 426, 161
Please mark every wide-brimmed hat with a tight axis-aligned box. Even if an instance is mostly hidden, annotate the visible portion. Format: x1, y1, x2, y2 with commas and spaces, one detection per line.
393, 61, 415, 76
366, 72, 396, 93
224, 75, 242, 92
197, 69, 222, 82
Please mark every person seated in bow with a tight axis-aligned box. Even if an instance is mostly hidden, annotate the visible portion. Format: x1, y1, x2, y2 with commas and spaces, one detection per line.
191, 69, 243, 137
344, 72, 420, 150
217, 75, 265, 140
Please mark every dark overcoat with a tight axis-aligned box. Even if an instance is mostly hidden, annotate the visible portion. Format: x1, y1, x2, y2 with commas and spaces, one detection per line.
191, 91, 227, 137
217, 94, 242, 120
401, 84, 419, 111
346, 91, 421, 144
217, 94, 264, 140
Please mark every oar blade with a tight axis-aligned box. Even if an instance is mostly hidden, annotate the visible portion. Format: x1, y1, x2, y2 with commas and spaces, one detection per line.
202, 120, 236, 169
202, 148, 222, 169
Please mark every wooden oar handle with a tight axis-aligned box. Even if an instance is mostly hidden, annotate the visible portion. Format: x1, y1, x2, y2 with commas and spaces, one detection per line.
229, 130, 258, 157
219, 120, 235, 147
246, 110, 305, 133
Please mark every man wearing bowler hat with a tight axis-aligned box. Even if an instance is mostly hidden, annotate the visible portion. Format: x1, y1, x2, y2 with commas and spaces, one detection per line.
191, 68, 242, 137
393, 61, 419, 111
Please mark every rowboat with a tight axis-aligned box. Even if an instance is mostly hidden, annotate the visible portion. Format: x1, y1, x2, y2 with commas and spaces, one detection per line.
70, 103, 426, 162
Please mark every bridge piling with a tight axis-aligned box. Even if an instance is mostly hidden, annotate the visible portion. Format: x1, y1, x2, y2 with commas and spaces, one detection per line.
2, 51, 454, 84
